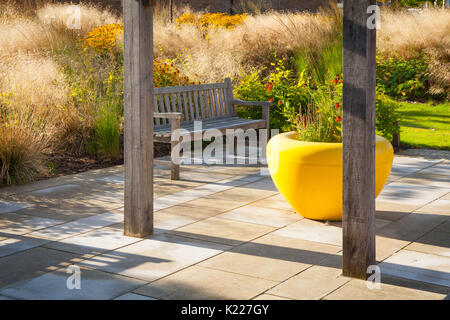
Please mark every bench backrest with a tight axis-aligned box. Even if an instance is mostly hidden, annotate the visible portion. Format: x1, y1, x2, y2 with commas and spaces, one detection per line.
153, 78, 235, 128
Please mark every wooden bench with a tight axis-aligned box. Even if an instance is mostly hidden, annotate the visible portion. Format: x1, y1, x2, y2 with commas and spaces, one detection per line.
153, 78, 272, 180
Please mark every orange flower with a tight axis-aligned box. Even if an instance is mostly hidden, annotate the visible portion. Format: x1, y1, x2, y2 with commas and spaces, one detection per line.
267, 83, 273, 92
336, 115, 342, 122
278, 100, 282, 106
335, 102, 340, 108
268, 98, 273, 102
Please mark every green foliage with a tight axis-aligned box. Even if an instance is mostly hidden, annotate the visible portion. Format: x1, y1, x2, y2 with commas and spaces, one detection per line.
235, 60, 310, 131
91, 103, 121, 159
376, 53, 429, 100
234, 61, 401, 142
294, 38, 343, 88
376, 87, 401, 141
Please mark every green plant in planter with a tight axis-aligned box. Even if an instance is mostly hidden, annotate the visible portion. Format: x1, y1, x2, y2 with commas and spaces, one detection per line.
296, 76, 343, 142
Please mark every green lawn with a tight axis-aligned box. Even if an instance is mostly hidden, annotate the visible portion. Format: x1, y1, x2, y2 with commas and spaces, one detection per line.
398, 102, 450, 150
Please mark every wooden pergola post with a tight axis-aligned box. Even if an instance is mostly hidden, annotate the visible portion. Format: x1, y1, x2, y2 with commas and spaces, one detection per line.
123, 0, 155, 238
342, 0, 377, 279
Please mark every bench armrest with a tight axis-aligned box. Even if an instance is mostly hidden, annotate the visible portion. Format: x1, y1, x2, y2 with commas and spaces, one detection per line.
232, 99, 273, 108
153, 112, 184, 120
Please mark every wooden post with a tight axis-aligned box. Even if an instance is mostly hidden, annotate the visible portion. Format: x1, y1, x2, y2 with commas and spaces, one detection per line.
123, 0, 155, 238
342, 0, 377, 279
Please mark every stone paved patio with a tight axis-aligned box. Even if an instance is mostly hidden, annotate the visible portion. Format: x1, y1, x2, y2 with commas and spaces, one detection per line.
0, 150, 449, 300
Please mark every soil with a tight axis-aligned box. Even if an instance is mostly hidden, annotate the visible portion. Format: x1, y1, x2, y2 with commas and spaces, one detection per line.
44, 142, 171, 177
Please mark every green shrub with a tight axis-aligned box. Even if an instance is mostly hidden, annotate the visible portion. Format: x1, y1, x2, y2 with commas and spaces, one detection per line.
234, 65, 400, 142
294, 38, 343, 88
376, 53, 429, 101
376, 87, 401, 141
91, 103, 121, 159
235, 60, 310, 131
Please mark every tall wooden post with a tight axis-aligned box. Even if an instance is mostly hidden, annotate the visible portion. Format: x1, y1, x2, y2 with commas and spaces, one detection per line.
342, 0, 377, 279
123, 0, 155, 238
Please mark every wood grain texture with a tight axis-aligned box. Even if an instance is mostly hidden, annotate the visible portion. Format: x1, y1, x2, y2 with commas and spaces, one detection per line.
342, 0, 377, 279
123, 0, 154, 238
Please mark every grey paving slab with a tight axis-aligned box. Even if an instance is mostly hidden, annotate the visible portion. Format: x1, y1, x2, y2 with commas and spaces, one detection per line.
377, 182, 448, 206
415, 199, 450, 216
0, 201, 31, 214
253, 294, 291, 300
436, 220, 450, 233
0, 235, 50, 258
405, 231, 450, 257
97, 175, 124, 184
170, 217, 276, 246
135, 265, 277, 300
251, 196, 295, 212
28, 212, 123, 241
377, 212, 448, 242
267, 265, 350, 300
43, 227, 141, 256
0, 246, 84, 288
0, 214, 64, 235
114, 292, 157, 300
272, 219, 342, 246
79, 234, 230, 282
324, 274, 448, 300
199, 234, 341, 282
379, 250, 450, 287
216, 205, 300, 228
420, 163, 450, 176
31, 184, 80, 194
0, 267, 146, 300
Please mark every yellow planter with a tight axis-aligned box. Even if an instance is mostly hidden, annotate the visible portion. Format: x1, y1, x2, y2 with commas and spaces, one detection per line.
266, 132, 393, 221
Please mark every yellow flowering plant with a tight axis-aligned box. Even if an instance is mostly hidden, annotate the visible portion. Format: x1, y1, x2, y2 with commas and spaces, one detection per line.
176, 12, 247, 32
83, 23, 123, 52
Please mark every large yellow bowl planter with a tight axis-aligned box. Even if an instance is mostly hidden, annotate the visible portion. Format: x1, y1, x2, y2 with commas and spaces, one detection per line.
266, 132, 394, 221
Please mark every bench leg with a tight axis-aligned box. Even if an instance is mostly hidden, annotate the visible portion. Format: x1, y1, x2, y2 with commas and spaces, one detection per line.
170, 118, 181, 180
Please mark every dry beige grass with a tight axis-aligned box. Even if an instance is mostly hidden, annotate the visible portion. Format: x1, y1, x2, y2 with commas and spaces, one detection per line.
155, 9, 340, 83
378, 8, 450, 57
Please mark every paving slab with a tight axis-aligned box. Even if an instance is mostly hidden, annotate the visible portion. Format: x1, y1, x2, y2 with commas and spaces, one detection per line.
267, 265, 350, 300
216, 205, 300, 228
114, 292, 157, 300
0, 246, 84, 288
375, 201, 421, 213
199, 234, 340, 282
251, 196, 295, 212
0, 235, 50, 258
31, 184, 80, 194
170, 217, 275, 246
375, 210, 410, 221
405, 231, 450, 257
135, 265, 277, 300
435, 220, 450, 233
43, 227, 141, 256
272, 219, 342, 246
376, 236, 410, 262
28, 212, 124, 241
0, 213, 63, 235
0, 267, 146, 300
415, 199, 450, 216
377, 183, 448, 207
379, 250, 450, 287
78, 234, 230, 282
324, 274, 448, 300
252, 294, 291, 300
0, 201, 31, 214
377, 212, 448, 242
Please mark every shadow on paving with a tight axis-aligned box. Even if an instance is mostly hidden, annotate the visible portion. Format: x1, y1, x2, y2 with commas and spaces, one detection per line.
0, 222, 448, 299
